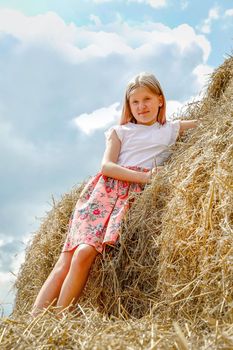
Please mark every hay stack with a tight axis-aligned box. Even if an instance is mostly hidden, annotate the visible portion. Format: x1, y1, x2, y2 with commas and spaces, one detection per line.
1, 56, 232, 349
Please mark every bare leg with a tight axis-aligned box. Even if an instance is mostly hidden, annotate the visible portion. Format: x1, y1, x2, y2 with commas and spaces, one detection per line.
31, 249, 74, 317
56, 244, 98, 314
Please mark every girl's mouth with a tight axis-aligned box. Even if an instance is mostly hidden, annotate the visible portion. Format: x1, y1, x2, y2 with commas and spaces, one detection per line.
139, 111, 149, 115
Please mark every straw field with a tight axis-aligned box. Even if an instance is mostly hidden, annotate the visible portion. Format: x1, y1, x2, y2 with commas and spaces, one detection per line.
0, 56, 232, 349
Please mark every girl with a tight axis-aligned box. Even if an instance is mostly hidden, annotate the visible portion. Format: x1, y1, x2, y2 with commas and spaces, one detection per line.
31, 72, 197, 317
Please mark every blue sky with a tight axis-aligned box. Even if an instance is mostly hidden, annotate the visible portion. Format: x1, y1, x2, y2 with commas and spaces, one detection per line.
0, 0, 232, 317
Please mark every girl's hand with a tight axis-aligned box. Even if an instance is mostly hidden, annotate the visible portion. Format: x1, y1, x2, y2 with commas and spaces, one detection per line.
179, 119, 198, 135
152, 166, 164, 176
147, 166, 164, 183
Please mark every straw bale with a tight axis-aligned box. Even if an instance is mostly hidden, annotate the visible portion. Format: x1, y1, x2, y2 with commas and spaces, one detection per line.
0, 56, 233, 349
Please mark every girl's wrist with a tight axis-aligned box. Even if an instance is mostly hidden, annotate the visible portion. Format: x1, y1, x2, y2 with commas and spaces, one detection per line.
142, 171, 152, 184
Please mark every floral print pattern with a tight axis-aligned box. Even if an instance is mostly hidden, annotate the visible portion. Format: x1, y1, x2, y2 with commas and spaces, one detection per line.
62, 166, 149, 254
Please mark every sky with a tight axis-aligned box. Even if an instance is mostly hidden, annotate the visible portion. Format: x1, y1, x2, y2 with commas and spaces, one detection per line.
0, 0, 232, 317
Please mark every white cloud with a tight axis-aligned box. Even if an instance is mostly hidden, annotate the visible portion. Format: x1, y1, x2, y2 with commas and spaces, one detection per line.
89, 14, 102, 26
10, 248, 27, 276
166, 100, 183, 119
209, 8, 220, 19
0, 9, 211, 64
0, 272, 15, 316
91, 0, 167, 6
225, 9, 233, 17
128, 0, 167, 8
147, 0, 167, 8
72, 102, 121, 135
0, 271, 13, 284
180, 0, 189, 10
103, 21, 210, 62
0, 235, 14, 247
0, 9, 134, 63
193, 64, 213, 92
0, 9, 75, 45
93, 0, 112, 2
0, 117, 37, 158
199, 6, 220, 34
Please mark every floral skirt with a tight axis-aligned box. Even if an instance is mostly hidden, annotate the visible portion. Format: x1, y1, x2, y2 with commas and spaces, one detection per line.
62, 166, 149, 254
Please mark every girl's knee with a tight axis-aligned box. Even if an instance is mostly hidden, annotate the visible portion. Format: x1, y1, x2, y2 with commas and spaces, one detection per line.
71, 244, 98, 267
53, 252, 73, 276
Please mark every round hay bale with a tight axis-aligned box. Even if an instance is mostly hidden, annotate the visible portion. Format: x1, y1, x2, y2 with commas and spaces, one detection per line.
10, 57, 233, 348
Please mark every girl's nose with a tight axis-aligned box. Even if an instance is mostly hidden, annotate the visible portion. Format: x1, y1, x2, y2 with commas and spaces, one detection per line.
138, 102, 146, 110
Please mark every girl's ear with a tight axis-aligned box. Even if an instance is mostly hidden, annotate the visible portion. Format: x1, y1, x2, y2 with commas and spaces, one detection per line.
158, 95, 163, 107
157, 95, 166, 125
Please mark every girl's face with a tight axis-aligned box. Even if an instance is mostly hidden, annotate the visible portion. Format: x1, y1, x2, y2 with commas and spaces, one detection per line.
128, 86, 163, 125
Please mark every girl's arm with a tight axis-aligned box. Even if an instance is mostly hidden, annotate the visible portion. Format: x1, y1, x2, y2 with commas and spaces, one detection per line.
101, 129, 151, 184
179, 119, 198, 135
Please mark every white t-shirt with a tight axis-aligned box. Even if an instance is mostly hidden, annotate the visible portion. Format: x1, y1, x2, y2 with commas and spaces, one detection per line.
105, 120, 181, 169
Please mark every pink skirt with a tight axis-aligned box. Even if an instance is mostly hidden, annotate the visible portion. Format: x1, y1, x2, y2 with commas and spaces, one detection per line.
62, 166, 149, 254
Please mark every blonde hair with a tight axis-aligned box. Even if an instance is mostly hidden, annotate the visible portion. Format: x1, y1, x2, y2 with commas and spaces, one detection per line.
120, 72, 166, 125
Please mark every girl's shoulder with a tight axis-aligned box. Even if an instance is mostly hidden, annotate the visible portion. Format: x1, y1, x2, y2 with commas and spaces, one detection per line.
162, 119, 180, 128
105, 124, 124, 142
163, 119, 181, 145
104, 122, 134, 142
165, 119, 181, 131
